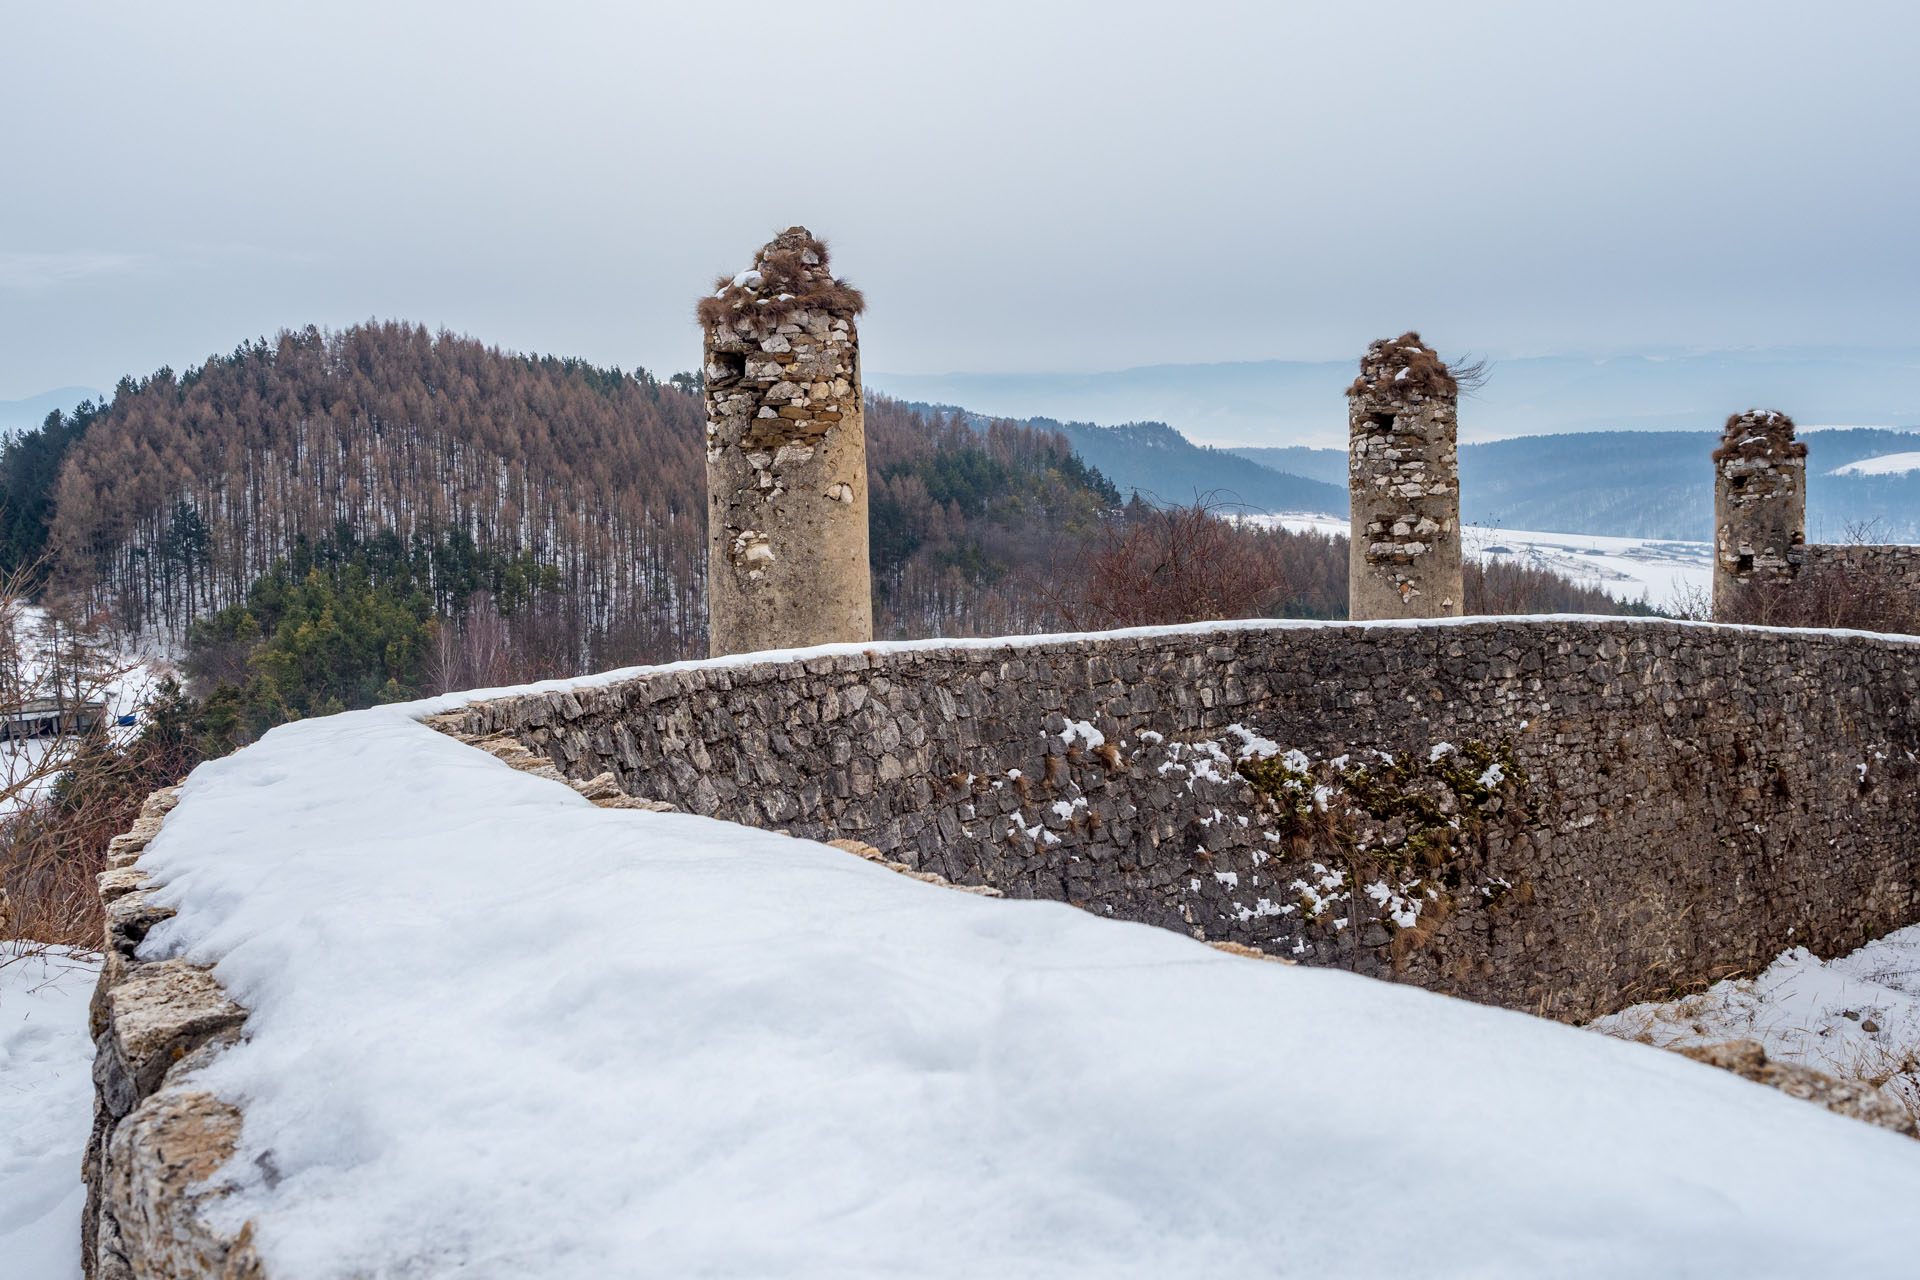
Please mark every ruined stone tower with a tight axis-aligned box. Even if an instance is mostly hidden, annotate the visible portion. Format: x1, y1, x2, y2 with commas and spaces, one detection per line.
1347, 334, 1464, 620
699, 227, 871, 657
1713, 409, 1806, 620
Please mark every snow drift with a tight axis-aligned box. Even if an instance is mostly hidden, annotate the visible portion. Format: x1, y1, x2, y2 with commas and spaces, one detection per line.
124, 701, 1920, 1278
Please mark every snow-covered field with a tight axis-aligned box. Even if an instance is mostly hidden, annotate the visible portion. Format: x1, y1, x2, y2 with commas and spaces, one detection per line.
1591, 924, 1920, 1122
78, 699, 1920, 1277
1248, 512, 1713, 611
0, 947, 100, 1280
1830, 450, 1920, 477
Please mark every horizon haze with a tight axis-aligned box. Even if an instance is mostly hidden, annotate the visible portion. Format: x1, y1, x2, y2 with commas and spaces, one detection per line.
5, 1, 1919, 406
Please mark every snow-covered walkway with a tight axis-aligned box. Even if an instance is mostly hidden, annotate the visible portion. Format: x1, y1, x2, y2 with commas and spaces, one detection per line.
69, 702, 1920, 1276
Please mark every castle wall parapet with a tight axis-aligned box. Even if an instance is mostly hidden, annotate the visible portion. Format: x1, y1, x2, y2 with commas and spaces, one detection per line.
441, 617, 1920, 1022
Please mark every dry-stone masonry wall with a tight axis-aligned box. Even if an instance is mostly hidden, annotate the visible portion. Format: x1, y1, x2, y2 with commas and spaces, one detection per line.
1347, 334, 1464, 621
85, 787, 263, 1280
443, 617, 1920, 1023
1799, 543, 1920, 596
700, 227, 870, 657
1713, 409, 1808, 619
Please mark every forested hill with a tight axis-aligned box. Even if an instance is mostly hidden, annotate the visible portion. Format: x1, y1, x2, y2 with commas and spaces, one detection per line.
887, 402, 1345, 515
5, 322, 1120, 667
39, 323, 709, 659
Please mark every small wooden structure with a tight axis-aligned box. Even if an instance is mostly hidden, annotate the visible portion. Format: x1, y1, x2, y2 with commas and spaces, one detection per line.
0, 696, 108, 740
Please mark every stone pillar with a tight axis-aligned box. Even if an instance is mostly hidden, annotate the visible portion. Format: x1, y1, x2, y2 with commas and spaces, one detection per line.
699, 227, 871, 657
1347, 333, 1464, 620
1713, 409, 1806, 620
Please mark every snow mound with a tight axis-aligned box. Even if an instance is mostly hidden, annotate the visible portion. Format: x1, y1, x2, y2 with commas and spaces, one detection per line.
131, 705, 1920, 1279
1829, 451, 1920, 477
1591, 923, 1920, 1120
0, 947, 101, 1280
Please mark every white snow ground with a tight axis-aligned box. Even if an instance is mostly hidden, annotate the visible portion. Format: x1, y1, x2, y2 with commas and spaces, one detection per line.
97, 698, 1920, 1278
1247, 512, 1712, 611
1590, 923, 1920, 1121
0, 947, 101, 1280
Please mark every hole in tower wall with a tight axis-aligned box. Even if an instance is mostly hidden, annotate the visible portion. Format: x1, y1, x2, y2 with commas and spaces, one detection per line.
1729, 475, 1748, 490
707, 352, 745, 386
1737, 554, 1755, 573
1371, 412, 1395, 431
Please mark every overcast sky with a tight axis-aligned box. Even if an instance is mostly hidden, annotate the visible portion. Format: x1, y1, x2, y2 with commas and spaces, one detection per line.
4, 0, 1918, 400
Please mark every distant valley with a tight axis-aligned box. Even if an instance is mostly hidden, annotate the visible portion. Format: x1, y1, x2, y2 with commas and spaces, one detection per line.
1237, 429, 1920, 542
870, 347, 1920, 449
896, 395, 1920, 543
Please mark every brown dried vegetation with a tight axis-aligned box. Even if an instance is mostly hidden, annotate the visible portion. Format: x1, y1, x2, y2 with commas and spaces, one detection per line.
1719, 556, 1920, 634
1712, 409, 1808, 464
696, 226, 866, 331
1348, 331, 1462, 400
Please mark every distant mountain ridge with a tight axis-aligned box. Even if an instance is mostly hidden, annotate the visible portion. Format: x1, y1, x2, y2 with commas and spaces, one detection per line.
0, 386, 100, 434
887, 401, 1345, 515
1235, 428, 1920, 542
870, 347, 1920, 449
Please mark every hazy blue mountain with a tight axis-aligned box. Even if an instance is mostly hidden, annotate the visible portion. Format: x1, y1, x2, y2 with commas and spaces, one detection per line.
0, 386, 99, 434
1229, 446, 1348, 488
1036, 419, 1346, 514
885, 399, 1343, 515
870, 347, 1920, 449
1239, 429, 1920, 541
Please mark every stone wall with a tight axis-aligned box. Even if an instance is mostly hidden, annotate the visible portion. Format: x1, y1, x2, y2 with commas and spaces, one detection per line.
1713, 409, 1807, 619
441, 618, 1920, 1022
1801, 543, 1920, 596
84, 788, 262, 1280
1346, 334, 1464, 620
700, 227, 870, 656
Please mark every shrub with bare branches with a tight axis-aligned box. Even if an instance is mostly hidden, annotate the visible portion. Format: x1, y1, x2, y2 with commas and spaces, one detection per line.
1035, 498, 1303, 630
0, 570, 173, 961
1719, 560, 1920, 634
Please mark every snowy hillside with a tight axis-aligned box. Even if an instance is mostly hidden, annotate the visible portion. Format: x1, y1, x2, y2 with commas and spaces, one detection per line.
1831, 451, 1920, 477
93, 693, 1920, 1277
1250, 513, 1712, 611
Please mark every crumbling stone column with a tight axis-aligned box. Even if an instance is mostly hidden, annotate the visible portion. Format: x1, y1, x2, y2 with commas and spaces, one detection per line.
1712, 409, 1807, 620
699, 227, 871, 657
1347, 333, 1464, 620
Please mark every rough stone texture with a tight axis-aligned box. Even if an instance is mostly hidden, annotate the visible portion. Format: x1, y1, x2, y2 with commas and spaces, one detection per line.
1676, 1040, 1918, 1138
1800, 542, 1920, 596
1347, 334, 1463, 620
445, 618, 1920, 1023
105, 1090, 263, 1279
85, 786, 262, 1280
1713, 409, 1807, 619
701, 226, 871, 656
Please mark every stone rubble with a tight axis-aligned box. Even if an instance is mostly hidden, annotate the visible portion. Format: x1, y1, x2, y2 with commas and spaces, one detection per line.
1676, 1040, 1918, 1139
